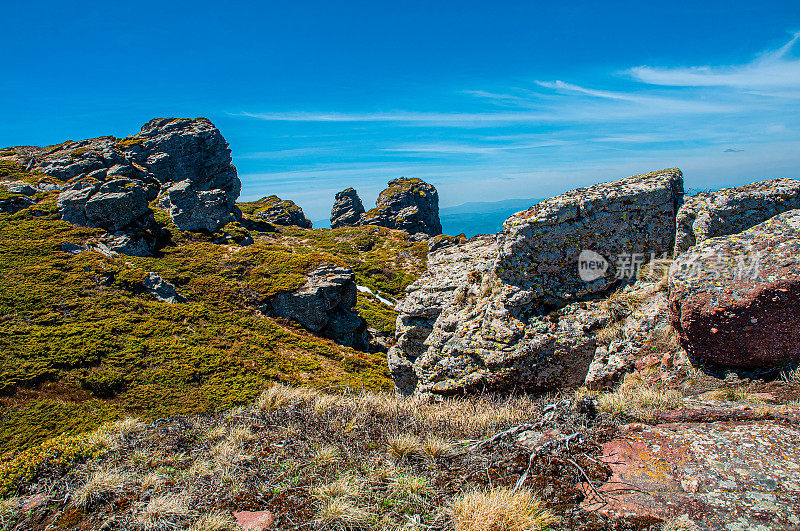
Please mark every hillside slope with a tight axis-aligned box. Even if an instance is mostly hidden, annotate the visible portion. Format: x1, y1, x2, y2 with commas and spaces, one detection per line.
0, 160, 427, 455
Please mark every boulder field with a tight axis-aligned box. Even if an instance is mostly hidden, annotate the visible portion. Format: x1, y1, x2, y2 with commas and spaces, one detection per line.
390, 170, 800, 395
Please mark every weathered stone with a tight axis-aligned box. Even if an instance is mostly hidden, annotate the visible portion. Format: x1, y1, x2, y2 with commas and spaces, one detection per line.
29, 117, 241, 235
498, 168, 683, 306
57, 179, 150, 231
364, 178, 442, 236
330, 188, 365, 228
390, 169, 684, 395
675, 178, 800, 254
262, 264, 368, 350
329, 178, 442, 237
233, 510, 275, 530
142, 272, 185, 303
247, 195, 312, 228
669, 209, 800, 371
160, 180, 237, 232
583, 420, 800, 529
126, 117, 241, 207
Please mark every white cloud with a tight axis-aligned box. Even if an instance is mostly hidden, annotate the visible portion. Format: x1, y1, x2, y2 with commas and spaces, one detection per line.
629, 31, 800, 92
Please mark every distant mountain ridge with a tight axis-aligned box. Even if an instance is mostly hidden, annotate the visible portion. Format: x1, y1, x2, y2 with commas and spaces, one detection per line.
439, 197, 541, 237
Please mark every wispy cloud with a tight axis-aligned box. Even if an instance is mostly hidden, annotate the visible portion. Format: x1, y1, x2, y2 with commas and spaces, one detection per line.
629, 31, 800, 91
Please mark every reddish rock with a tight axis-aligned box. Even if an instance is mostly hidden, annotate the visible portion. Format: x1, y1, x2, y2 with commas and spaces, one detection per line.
582, 421, 800, 528
669, 210, 800, 370
233, 510, 275, 530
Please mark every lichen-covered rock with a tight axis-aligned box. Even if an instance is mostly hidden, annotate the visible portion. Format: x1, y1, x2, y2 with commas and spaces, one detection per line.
498, 168, 683, 306
389, 235, 498, 394
0, 194, 34, 214
585, 419, 800, 529
390, 169, 684, 395
262, 264, 368, 350
330, 188, 365, 229
126, 118, 241, 207
242, 195, 312, 228
364, 178, 442, 237
669, 209, 800, 371
675, 178, 800, 254
160, 180, 237, 233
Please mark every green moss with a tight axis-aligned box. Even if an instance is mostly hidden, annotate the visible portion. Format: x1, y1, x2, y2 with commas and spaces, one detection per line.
0, 399, 122, 456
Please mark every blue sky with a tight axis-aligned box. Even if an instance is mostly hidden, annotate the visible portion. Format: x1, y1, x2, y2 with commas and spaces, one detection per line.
3, 1, 800, 222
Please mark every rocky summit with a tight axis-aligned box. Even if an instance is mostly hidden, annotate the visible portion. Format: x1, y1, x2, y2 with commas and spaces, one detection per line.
330, 177, 442, 237
390, 169, 684, 395
330, 187, 366, 228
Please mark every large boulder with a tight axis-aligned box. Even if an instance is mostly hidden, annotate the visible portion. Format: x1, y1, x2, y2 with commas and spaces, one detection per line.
159, 180, 237, 233
330, 188, 365, 229
57, 179, 151, 231
242, 195, 312, 228
669, 209, 800, 371
127, 118, 241, 207
261, 264, 368, 350
675, 178, 800, 254
328, 178, 442, 237
390, 169, 684, 395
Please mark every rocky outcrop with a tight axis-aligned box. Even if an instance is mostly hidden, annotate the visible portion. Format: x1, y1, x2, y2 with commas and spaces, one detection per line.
14, 118, 242, 253
261, 264, 368, 350
390, 169, 684, 395
365, 178, 442, 236
329, 178, 442, 237
669, 209, 800, 372
242, 195, 312, 228
330, 188, 365, 229
674, 178, 800, 254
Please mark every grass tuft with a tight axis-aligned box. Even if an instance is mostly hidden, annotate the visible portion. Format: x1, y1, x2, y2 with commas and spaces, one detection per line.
449, 487, 557, 531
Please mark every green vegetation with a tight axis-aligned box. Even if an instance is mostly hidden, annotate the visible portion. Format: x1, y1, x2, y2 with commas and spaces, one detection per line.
114, 137, 144, 149
238, 195, 303, 216
356, 292, 397, 335
274, 225, 427, 298
0, 164, 400, 455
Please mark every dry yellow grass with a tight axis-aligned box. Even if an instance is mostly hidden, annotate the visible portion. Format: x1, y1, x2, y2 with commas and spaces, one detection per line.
136, 494, 191, 530
316, 497, 373, 528
190, 510, 238, 531
599, 375, 684, 416
421, 435, 453, 458
705, 386, 765, 404
449, 487, 557, 531
385, 434, 422, 459
73, 469, 126, 506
